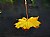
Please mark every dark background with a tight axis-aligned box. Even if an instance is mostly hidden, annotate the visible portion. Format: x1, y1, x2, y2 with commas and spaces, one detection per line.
0, 0, 50, 37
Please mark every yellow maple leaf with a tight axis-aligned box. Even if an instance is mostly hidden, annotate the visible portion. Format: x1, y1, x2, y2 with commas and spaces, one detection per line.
14, 16, 41, 30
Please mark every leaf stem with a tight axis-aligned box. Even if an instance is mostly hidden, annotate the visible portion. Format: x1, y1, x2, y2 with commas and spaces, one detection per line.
25, 0, 28, 20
